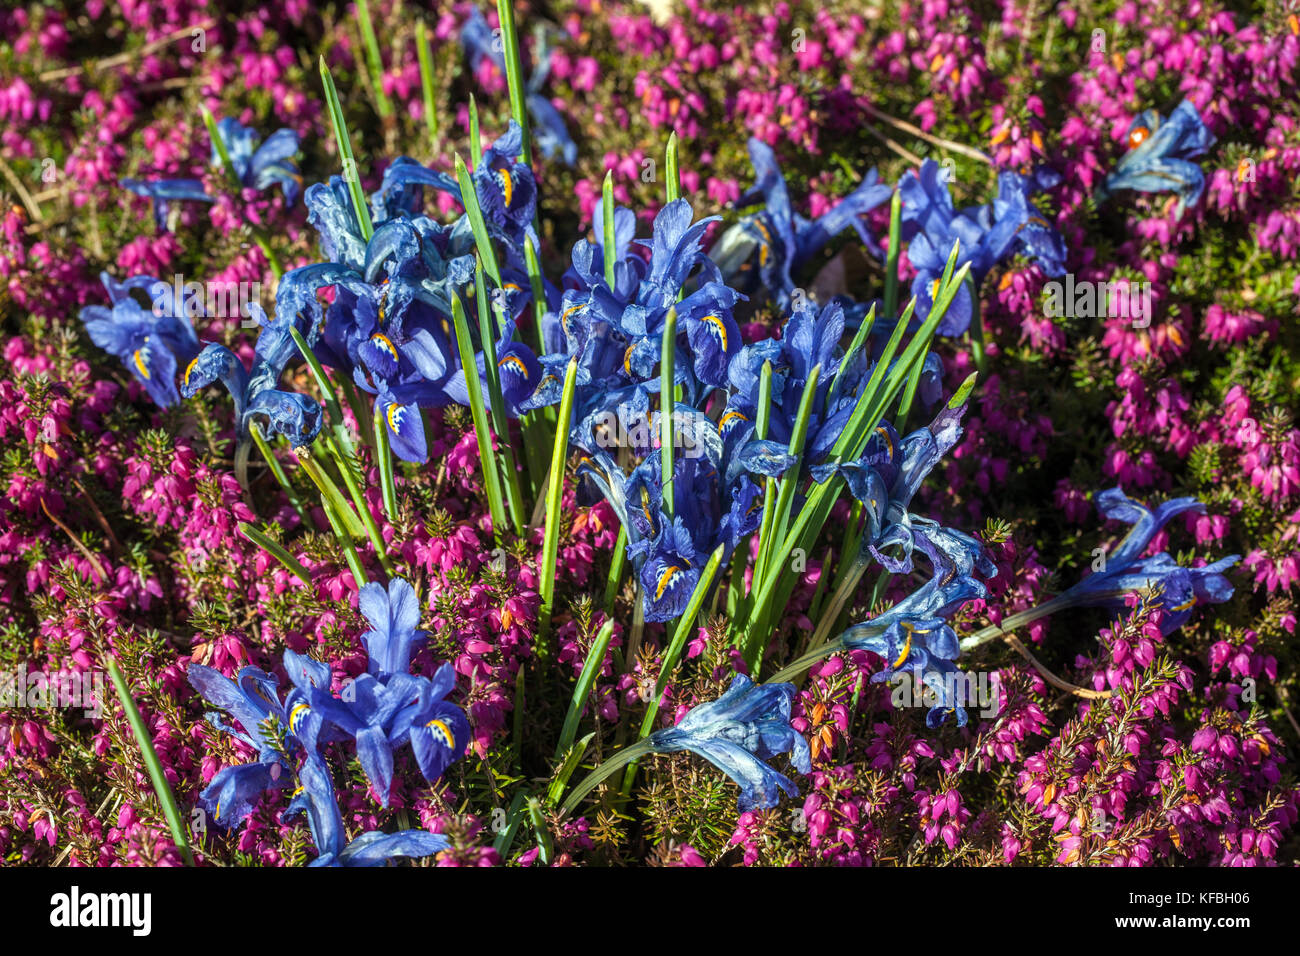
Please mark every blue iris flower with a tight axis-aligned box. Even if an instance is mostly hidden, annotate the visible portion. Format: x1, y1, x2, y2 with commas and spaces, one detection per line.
579, 403, 789, 622
461, 10, 577, 166
648, 674, 811, 811
275, 182, 481, 461
1058, 488, 1238, 633
373, 121, 539, 262
79, 272, 200, 408
186, 649, 332, 828
122, 118, 300, 229
898, 160, 1066, 335
211, 117, 302, 205
179, 302, 324, 448
839, 531, 993, 727
306, 578, 469, 805
1101, 99, 1216, 218
285, 754, 450, 867
446, 316, 543, 420
711, 137, 892, 310
723, 298, 871, 473
119, 177, 212, 231
814, 376, 987, 576
534, 198, 740, 444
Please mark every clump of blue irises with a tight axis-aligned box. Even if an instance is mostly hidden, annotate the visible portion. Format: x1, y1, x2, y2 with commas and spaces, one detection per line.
188, 577, 468, 866
84, 81, 1229, 820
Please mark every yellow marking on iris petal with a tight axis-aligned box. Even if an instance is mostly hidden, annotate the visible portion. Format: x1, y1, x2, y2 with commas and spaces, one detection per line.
499, 354, 528, 377
371, 333, 399, 361
504, 282, 522, 291
184, 354, 200, 386
700, 314, 728, 350
655, 565, 683, 600
1127, 126, 1150, 150
893, 620, 921, 668
499, 169, 514, 207
386, 402, 406, 433
720, 410, 749, 430
426, 718, 455, 748
754, 219, 771, 243
133, 349, 151, 379
759, 243, 769, 267
640, 488, 656, 531
876, 425, 895, 459
289, 702, 309, 732
1171, 597, 1196, 612
929, 278, 941, 300
624, 345, 635, 377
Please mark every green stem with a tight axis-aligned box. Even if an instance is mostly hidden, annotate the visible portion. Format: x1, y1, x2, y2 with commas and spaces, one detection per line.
537, 358, 580, 649
958, 595, 1073, 652
319, 491, 368, 584
288, 326, 353, 459
319, 56, 373, 241
238, 522, 313, 585
355, 0, 393, 117
602, 171, 617, 285
475, 258, 526, 535
248, 423, 313, 529
416, 19, 439, 141
200, 105, 283, 279
296, 447, 365, 539
495, 0, 533, 164
665, 130, 680, 203
468, 94, 483, 167
603, 524, 628, 610
660, 307, 677, 518
967, 275, 987, 375
554, 619, 617, 762
373, 405, 399, 523
883, 190, 903, 319
809, 551, 870, 650
106, 657, 195, 865
451, 291, 508, 539
455, 152, 502, 285
323, 432, 394, 576
560, 738, 654, 815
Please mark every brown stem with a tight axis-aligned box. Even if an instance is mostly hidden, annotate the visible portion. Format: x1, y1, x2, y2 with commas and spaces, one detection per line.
1003, 633, 1112, 700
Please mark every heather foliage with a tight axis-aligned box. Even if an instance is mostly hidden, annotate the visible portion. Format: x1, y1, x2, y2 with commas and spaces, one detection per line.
0, 0, 1297, 868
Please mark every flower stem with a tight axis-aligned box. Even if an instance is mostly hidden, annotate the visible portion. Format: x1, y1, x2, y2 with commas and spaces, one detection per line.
415, 19, 438, 141
238, 521, 312, 585
958, 595, 1073, 652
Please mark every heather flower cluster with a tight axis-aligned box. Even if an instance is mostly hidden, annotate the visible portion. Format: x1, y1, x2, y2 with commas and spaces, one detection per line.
0, 0, 1297, 871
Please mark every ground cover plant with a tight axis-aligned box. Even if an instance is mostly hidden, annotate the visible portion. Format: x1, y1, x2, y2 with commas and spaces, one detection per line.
0, 0, 1298, 868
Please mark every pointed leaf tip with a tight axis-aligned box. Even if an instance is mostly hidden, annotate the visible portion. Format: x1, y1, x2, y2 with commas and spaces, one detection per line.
948, 371, 979, 408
